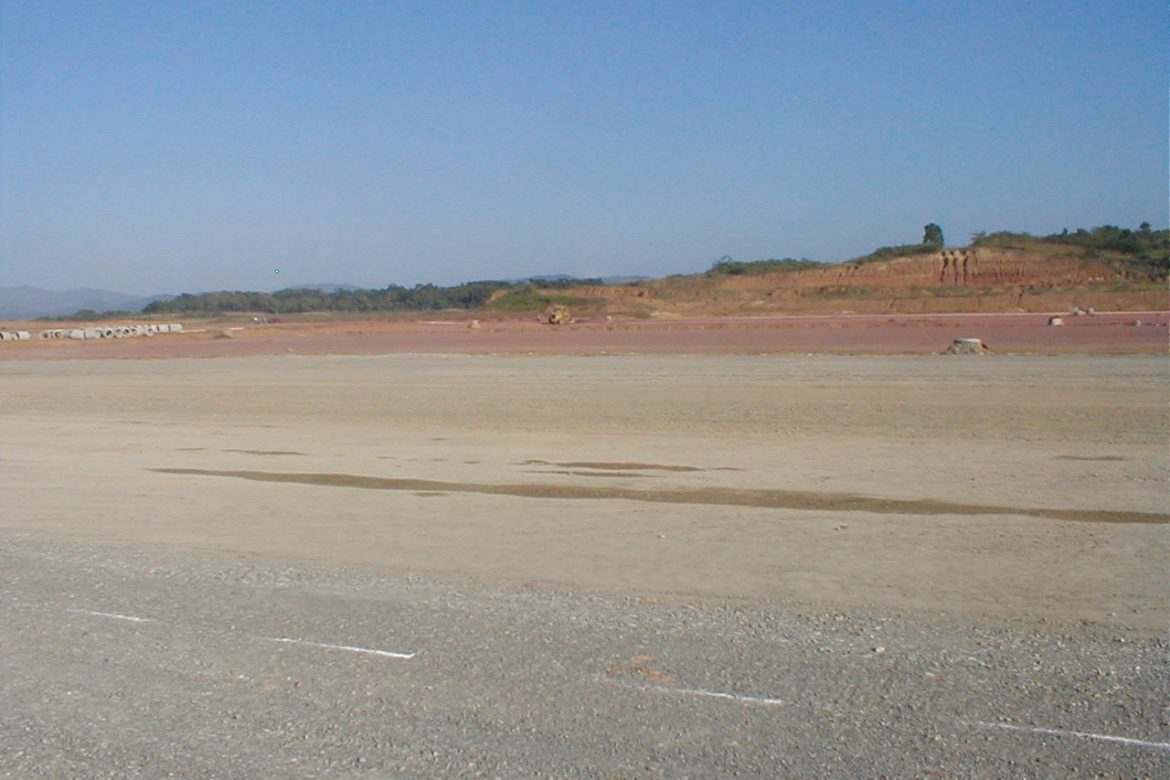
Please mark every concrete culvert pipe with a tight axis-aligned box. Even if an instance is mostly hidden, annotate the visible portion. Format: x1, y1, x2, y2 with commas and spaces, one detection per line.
102, 328, 115, 338
0, 332, 13, 341
16, 331, 30, 340
169, 323, 183, 332
68, 329, 86, 339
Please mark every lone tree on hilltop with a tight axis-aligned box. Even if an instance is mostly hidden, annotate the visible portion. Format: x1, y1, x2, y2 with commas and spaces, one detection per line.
923, 223, 945, 247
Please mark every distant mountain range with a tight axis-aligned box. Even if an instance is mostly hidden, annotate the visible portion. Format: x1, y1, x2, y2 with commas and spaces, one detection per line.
0, 286, 174, 320
0, 283, 377, 319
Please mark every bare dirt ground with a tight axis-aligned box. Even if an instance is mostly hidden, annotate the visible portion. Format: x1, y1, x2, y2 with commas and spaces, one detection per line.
1, 351, 1165, 631
2, 332, 1168, 775
2, 309, 1167, 360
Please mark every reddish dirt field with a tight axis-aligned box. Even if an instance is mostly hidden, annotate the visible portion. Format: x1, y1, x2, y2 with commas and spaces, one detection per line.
2, 310, 1166, 360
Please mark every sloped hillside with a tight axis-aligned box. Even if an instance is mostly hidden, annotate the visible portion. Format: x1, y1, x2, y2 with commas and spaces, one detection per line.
563, 246, 1166, 317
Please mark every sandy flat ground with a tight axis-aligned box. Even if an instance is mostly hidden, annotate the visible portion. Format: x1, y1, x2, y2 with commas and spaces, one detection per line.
1, 351, 1165, 635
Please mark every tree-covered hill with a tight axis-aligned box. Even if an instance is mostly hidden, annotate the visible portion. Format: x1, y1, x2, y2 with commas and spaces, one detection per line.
106, 223, 1170, 317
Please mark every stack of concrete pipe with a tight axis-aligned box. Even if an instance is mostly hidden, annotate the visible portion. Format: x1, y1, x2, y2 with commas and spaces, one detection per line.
3, 324, 181, 343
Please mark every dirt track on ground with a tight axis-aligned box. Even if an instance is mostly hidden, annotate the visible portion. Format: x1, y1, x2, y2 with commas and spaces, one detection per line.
2, 310, 1167, 360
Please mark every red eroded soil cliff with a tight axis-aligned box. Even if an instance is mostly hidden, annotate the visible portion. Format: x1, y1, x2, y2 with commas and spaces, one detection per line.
573, 248, 1164, 316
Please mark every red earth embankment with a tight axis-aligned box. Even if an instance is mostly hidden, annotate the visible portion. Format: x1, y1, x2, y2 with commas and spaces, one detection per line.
571, 247, 1165, 316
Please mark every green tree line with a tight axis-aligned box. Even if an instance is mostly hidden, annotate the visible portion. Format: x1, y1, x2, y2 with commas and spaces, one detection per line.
972, 224, 1168, 278
143, 278, 600, 315
706, 257, 824, 276
972, 223, 1167, 256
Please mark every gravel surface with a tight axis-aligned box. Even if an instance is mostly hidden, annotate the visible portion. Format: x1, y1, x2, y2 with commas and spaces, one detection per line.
2, 539, 1167, 779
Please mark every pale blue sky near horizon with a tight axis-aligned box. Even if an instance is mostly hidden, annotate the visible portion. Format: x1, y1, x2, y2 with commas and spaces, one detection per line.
1, 1, 1166, 296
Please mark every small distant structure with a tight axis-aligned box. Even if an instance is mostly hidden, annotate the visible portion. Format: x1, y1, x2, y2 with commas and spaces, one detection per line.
1048, 316, 1064, 327
944, 337, 990, 354
542, 305, 571, 325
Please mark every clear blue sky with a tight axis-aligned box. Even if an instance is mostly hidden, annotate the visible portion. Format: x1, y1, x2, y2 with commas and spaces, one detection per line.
1, 1, 1165, 295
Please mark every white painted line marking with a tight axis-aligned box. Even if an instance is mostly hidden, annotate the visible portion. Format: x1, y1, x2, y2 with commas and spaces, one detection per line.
264, 637, 416, 659
61, 608, 417, 659
70, 609, 152, 623
968, 721, 1170, 752
610, 679, 783, 706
